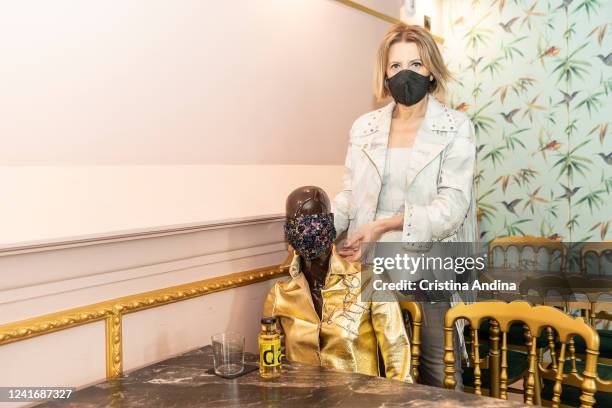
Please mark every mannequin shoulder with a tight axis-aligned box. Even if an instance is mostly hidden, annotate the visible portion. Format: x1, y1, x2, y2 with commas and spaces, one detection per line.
270, 277, 292, 292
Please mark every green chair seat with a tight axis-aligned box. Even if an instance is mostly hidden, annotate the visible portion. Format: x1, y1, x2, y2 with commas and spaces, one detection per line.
541, 359, 611, 407
462, 348, 528, 389
564, 359, 612, 381
570, 329, 612, 360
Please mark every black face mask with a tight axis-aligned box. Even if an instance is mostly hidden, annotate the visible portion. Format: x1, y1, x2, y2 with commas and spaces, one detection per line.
284, 213, 336, 261
385, 69, 431, 106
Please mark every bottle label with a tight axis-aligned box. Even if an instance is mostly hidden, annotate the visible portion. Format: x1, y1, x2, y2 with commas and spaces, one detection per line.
259, 338, 281, 367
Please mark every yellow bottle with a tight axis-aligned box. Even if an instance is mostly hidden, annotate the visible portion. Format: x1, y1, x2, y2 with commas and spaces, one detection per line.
258, 317, 282, 378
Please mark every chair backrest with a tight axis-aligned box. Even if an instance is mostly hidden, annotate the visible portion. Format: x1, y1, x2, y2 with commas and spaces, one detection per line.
488, 235, 567, 272
399, 301, 422, 383
566, 275, 612, 328
580, 241, 612, 275
443, 301, 600, 408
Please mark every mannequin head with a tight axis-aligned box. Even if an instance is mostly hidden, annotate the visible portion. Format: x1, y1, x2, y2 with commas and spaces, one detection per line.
284, 186, 335, 262
286, 185, 331, 217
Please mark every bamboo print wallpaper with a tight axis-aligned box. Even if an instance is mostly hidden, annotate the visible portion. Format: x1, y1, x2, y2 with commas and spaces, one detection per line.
440, 0, 611, 245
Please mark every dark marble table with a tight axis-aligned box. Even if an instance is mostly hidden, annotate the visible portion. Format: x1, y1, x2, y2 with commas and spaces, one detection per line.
37, 345, 525, 408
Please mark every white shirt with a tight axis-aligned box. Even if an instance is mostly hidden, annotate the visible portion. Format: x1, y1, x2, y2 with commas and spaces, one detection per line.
375, 147, 413, 220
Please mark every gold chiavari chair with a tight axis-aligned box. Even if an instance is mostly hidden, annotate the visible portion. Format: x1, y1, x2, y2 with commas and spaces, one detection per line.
399, 300, 422, 383
580, 242, 612, 276
519, 274, 612, 405
462, 237, 569, 397
488, 235, 568, 273
519, 275, 574, 372
485, 237, 568, 351
444, 301, 600, 408
563, 275, 612, 398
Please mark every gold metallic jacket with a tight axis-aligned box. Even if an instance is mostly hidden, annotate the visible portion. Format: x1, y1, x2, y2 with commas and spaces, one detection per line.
263, 244, 412, 382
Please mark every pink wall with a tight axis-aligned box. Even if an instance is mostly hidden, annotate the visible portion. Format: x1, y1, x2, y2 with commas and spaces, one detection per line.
0, 0, 397, 165
0, 0, 403, 245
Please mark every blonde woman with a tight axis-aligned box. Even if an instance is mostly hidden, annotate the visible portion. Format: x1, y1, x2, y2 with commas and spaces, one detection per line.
331, 23, 477, 388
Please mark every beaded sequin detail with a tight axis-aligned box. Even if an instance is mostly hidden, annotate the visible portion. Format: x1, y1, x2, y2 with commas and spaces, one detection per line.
284, 213, 336, 261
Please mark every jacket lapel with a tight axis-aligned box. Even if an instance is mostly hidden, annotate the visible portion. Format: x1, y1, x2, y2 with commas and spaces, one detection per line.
361, 96, 457, 190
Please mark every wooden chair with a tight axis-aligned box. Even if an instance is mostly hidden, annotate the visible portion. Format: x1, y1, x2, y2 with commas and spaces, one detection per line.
399, 300, 422, 383
443, 301, 600, 407
580, 241, 612, 276
488, 235, 567, 273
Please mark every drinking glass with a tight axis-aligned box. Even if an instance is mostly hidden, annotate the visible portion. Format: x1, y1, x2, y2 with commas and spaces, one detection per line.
211, 332, 245, 376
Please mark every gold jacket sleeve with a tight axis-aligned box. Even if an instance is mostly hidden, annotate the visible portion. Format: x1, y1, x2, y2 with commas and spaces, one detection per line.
371, 298, 413, 383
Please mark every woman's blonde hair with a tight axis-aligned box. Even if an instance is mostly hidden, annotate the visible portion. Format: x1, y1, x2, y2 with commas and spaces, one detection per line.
373, 23, 452, 102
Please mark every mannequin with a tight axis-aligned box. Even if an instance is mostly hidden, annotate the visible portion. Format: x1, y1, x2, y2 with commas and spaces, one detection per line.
284, 186, 331, 319
261, 185, 413, 382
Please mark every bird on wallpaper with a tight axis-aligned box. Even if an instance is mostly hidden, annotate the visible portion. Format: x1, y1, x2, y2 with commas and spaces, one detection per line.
501, 199, 522, 215
532, 46, 560, 66
499, 17, 519, 33
555, 0, 574, 11
501, 109, 520, 124
536, 140, 562, 154
452, 16, 466, 26
547, 233, 563, 241
557, 90, 580, 107
556, 184, 581, 200
598, 152, 612, 165
455, 102, 470, 112
596, 53, 612, 67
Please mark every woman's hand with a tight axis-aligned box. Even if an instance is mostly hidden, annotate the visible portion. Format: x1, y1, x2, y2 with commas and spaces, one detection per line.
337, 215, 404, 262
338, 220, 387, 262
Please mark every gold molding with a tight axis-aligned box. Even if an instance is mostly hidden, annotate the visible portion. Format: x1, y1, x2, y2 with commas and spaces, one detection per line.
105, 310, 123, 379
332, 0, 445, 44
0, 264, 286, 378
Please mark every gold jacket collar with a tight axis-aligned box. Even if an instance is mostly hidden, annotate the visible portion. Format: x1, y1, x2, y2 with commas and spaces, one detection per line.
287, 244, 359, 279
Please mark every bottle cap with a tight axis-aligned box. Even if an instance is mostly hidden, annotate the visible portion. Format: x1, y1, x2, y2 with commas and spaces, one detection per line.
261, 316, 277, 325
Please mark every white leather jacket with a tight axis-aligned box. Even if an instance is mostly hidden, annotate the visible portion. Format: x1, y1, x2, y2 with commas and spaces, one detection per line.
331, 95, 478, 249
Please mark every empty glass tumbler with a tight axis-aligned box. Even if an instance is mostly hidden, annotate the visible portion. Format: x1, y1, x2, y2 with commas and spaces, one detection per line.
211, 332, 245, 376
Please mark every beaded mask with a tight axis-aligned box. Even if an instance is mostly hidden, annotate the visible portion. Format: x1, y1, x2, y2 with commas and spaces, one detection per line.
284, 213, 336, 261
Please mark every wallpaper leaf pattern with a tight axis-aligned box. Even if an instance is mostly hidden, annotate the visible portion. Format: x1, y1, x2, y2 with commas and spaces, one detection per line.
441, 0, 611, 245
